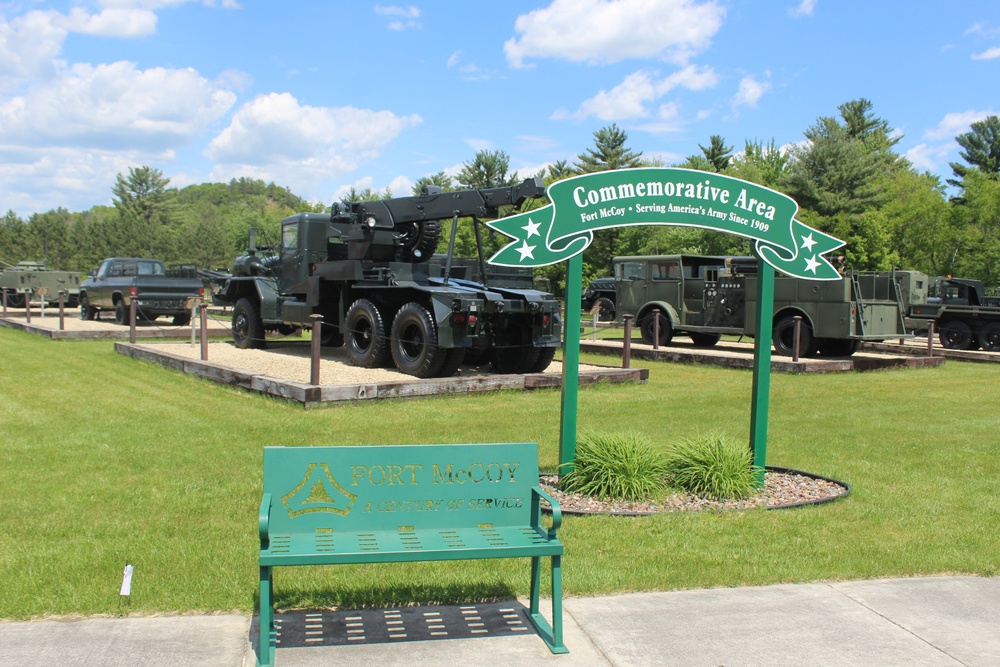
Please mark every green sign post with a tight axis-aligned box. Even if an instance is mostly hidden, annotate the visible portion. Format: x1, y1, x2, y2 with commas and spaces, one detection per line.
487, 167, 845, 480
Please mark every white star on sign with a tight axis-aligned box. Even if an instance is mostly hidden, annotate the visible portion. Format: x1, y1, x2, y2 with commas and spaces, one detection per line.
800, 233, 817, 252
804, 255, 820, 274
516, 241, 536, 261
522, 218, 541, 238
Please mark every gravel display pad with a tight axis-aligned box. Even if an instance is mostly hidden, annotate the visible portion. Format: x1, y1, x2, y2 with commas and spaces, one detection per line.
138, 340, 606, 386
539, 467, 849, 515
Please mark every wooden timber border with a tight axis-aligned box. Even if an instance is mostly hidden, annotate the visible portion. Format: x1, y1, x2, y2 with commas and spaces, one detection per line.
116, 342, 649, 407
580, 339, 946, 373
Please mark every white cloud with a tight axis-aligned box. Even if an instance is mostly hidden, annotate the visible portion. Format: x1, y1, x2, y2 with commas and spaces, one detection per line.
505, 0, 725, 68
789, 0, 816, 18
905, 142, 954, 172
463, 138, 494, 152
374, 4, 421, 30
923, 109, 994, 140
206, 93, 422, 189
0, 61, 236, 150
972, 47, 1000, 60
62, 7, 158, 37
571, 65, 718, 121
0, 11, 69, 84
731, 75, 771, 110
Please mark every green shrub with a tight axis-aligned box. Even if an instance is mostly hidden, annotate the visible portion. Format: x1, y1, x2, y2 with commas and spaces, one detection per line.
663, 433, 760, 500
559, 431, 670, 501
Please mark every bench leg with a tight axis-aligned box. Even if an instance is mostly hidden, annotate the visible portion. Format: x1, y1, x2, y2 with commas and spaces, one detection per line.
528, 555, 568, 654
257, 566, 276, 667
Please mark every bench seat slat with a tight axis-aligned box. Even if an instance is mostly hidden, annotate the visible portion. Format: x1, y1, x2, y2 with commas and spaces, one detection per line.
261, 525, 561, 565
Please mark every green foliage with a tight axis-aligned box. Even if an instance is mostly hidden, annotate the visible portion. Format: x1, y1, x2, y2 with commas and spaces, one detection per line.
697, 134, 734, 173
949, 114, 1000, 189
663, 433, 760, 501
574, 123, 644, 173
558, 432, 670, 502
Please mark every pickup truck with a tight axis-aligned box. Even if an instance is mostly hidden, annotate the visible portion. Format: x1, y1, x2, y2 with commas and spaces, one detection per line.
79, 258, 204, 325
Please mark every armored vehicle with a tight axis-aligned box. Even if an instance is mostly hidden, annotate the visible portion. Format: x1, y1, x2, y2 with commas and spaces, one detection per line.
79, 258, 205, 325
903, 274, 1000, 351
613, 254, 909, 357
0, 261, 81, 308
213, 179, 562, 378
581, 277, 616, 321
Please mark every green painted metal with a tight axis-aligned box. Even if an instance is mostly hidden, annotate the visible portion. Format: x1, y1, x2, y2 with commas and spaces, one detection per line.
749, 257, 775, 488
256, 443, 566, 665
559, 254, 583, 474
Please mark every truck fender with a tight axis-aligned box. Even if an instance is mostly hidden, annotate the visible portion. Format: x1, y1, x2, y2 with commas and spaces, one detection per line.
773, 307, 813, 331
636, 301, 679, 327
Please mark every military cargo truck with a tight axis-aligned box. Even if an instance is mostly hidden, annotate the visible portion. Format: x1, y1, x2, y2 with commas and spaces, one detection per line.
213, 179, 562, 378
581, 277, 616, 321
901, 274, 1000, 351
0, 261, 81, 308
613, 254, 909, 357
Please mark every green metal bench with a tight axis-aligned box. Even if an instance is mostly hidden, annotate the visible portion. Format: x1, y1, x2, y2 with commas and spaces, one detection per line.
256, 442, 566, 666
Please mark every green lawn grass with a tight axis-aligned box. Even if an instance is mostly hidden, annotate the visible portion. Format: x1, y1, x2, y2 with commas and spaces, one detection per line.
1, 327, 997, 619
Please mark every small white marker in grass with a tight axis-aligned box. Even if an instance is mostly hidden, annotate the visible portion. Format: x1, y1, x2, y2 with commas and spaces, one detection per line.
120, 564, 134, 596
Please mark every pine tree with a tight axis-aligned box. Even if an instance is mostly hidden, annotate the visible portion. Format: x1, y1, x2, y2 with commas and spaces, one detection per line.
574, 124, 643, 173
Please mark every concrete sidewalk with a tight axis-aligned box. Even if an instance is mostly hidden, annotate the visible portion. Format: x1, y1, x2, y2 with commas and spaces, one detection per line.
1, 576, 997, 666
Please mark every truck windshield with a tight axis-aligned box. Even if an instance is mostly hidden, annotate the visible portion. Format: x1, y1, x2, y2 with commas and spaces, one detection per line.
282, 224, 298, 251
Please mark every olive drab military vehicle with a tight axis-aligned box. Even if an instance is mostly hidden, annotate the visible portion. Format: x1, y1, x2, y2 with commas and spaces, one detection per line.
613, 254, 910, 357
899, 273, 1000, 351
0, 260, 81, 308
213, 179, 562, 378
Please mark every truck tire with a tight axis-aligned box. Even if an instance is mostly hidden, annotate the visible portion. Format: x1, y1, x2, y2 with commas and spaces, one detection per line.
173, 313, 191, 326
815, 338, 860, 357
939, 320, 974, 350
528, 346, 557, 373
435, 348, 466, 377
491, 324, 540, 374
394, 220, 441, 263
114, 300, 129, 326
639, 311, 672, 346
232, 297, 266, 349
79, 297, 96, 320
688, 332, 721, 347
345, 299, 392, 368
390, 302, 447, 377
591, 297, 615, 322
772, 315, 816, 357
978, 322, 1000, 351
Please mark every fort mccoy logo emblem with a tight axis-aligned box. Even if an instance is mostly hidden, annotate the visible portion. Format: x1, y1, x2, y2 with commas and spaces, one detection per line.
488, 167, 845, 281
281, 463, 358, 518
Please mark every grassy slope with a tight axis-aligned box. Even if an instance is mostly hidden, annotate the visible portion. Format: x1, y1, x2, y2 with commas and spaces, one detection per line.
1, 328, 997, 618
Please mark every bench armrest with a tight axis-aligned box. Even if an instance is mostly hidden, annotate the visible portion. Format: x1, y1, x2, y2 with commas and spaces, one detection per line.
532, 485, 562, 537
259, 493, 272, 548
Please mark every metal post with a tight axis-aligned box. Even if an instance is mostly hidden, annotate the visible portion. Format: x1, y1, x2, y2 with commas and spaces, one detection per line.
792, 315, 802, 363
622, 314, 633, 369
310, 314, 323, 386
129, 299, 136, 344
1, 289, 6, 317
652, 308, 660, 350
592, 311, 598, 340
25, 292, 31, 323
58, 291, 66, 331
749, 256, 775, 489
559, 254, 583, 477
199, 303, 209, 361
927, 320, 935, 357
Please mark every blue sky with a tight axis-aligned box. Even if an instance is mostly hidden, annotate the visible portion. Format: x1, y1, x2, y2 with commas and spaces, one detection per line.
1, 0, 997, 216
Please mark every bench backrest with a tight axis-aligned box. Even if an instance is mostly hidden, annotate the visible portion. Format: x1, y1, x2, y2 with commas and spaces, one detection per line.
262, 443, 540, 533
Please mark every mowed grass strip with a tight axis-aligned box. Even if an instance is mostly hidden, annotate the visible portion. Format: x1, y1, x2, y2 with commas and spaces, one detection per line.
0, 328, 997, 619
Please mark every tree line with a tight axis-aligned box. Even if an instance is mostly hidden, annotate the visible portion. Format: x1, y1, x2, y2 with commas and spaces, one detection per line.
2, 99, 999, 292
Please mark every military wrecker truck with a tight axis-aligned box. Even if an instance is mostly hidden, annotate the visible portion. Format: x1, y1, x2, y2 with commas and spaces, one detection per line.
614, 254, 909, 357
896, 273, 1000, 351
213, 178, 561, 378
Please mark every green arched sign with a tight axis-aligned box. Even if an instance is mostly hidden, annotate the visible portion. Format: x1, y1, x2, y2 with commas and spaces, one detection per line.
486, 168, 846, 482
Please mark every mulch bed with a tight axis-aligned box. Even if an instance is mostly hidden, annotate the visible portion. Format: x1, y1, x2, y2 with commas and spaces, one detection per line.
539, 466, 849, 516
